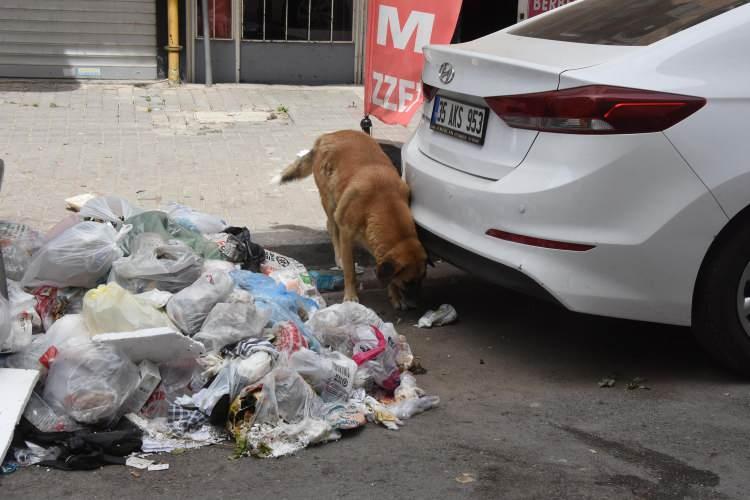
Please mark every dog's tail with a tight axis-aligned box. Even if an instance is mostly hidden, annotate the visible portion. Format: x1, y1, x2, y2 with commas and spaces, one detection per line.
272, 148, 314, 185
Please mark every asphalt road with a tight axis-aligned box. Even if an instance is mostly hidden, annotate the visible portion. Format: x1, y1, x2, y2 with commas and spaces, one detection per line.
3, 266, 749, 499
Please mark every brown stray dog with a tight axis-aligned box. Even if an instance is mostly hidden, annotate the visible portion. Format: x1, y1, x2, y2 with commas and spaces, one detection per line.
276, 130, 427, 309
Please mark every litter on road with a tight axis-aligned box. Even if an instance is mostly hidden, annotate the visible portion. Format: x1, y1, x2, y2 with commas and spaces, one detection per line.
0, 195, 438, 472
417, 304, 458, 328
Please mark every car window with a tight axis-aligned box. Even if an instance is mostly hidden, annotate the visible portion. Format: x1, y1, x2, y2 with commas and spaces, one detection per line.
511, 0, 750, 46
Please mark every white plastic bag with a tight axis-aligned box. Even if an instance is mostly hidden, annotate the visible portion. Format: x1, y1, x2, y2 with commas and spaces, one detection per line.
164, 202, 227, 234
289, 348, 357, 403
0, 280, 42, 353
388, 396, 440, 420
394, 372, 425, 401
166, 271, 234, 336
109, 232, 203, 293
80, 196, 143, 228
0, 295, 12, 354
417, 304, 458, 328
83, 282, 173, 334
42, 343, 139, 425
193, 301, 270, 352
22, 221, 127, 289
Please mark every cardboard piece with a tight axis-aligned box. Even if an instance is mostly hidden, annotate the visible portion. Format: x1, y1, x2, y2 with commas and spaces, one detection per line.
92, 327, 205, 364
0, 368, 40, 463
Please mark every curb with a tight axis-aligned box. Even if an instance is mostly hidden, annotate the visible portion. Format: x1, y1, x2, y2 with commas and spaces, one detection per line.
254, 227, 374, 269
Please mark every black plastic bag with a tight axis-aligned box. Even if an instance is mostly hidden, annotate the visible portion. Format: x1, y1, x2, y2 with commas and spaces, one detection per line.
220, 227, 264, 273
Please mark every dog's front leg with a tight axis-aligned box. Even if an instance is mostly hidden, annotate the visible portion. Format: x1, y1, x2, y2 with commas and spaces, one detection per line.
339, 230, 359, 303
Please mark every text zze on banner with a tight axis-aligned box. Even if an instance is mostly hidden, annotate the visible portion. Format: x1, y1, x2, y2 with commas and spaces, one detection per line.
364, 0, 463, 126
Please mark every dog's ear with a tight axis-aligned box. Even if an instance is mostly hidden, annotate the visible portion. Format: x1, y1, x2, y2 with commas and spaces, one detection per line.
376, 259, 397, 286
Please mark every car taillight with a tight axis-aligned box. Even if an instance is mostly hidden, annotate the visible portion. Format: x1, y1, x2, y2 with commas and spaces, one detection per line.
422, 81, 438, 101
484, 85, 706, 134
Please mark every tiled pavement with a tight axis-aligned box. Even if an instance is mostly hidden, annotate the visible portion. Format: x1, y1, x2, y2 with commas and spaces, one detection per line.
0, 80, 418, 233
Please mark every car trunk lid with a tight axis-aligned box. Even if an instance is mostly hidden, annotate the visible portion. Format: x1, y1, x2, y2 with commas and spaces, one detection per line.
419, 33, 637, 180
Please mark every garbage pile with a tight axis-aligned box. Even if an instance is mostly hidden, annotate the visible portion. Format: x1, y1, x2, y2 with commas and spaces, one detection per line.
0, 196, 438, 470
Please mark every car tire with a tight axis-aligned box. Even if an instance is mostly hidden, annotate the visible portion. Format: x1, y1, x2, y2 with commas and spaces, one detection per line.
693, 220, 750, 376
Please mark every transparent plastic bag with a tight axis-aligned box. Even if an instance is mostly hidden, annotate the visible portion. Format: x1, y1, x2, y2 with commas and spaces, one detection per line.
193, 301, 271, 353
0, 221, 44, 281
166, 271, 234, 336
231, 270, 320, 350
0, 314, 91, 374
22, 221, 128, 289
270, 268, 325, 309
164, 202, 227, 234
122, 211, 222, 260
190, 359, 254, 416
203, 259, 238, 274
109, 232, 203, 293
42, 343, 139, 425
307, 302, 413, 378
289, 348, 357, 403
306, 302, 383, 352
80, 196, 143, 228
83, 282, 173, 334
350, 325, 400, 391
253, 367, 324, 426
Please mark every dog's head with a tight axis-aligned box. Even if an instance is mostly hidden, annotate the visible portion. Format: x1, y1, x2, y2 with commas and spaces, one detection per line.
377, 239, 429, 310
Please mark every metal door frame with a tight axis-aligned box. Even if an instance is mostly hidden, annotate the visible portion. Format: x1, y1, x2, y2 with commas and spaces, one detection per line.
187, 0, 364, 83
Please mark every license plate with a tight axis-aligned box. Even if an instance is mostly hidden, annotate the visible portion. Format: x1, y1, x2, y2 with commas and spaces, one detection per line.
430, 96, 489, 146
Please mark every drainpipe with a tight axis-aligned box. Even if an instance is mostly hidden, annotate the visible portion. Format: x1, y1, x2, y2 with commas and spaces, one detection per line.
201, 0, 213, 86
167, 0, 181, 84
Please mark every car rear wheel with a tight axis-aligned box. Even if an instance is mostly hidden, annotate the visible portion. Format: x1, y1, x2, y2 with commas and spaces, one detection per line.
693, 221, 750, 376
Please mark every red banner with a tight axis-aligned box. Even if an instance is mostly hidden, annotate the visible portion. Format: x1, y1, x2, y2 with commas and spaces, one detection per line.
528, 0, 577, 18
364, 0, 463, 126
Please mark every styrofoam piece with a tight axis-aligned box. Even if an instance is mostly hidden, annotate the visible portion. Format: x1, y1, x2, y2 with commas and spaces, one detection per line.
120, 361, 162, 415
92, 327, 205, 363
65, 193, 98, 212
0, 368, 40, 464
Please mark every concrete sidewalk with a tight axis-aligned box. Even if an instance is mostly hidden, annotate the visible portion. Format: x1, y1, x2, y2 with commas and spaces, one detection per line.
0, 80, 418, 236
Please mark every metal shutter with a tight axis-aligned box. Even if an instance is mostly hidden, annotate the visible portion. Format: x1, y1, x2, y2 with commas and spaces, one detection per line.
0, 0, 156, 80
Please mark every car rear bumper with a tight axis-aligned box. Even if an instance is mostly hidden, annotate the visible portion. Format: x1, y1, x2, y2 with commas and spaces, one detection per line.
417, 224, 559, 304
403, 129, 728, 326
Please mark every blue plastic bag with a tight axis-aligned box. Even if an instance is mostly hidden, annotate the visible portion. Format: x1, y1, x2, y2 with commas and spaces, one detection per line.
230, 271, 320, 351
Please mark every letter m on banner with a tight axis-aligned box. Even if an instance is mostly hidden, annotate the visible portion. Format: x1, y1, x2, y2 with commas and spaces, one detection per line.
364, 0, 463, 126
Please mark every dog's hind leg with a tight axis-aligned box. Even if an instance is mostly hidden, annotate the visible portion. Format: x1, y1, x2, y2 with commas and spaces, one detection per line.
339, 228, 359, 303
327, 216, 342, 269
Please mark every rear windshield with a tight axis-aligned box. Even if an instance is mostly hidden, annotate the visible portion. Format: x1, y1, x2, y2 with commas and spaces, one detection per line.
511, 0, 750, 46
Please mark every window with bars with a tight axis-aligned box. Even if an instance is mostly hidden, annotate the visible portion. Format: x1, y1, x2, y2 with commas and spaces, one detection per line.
242, 0, 354, 42
197, 0, 233, 39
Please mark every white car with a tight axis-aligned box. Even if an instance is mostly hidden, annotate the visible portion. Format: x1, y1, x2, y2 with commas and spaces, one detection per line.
403, 0, 750, 373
